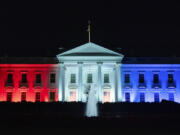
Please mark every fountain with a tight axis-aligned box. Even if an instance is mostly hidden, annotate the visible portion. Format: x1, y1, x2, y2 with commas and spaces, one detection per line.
85, 84, 98, 117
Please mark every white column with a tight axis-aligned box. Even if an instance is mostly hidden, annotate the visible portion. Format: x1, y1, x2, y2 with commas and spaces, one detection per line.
78, 62, 83, 101
98, 62, 102, 102
115, 63, 122, 102
58, 63, 64, 101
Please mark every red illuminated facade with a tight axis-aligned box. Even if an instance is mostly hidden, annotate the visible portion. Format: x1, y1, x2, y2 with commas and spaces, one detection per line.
0, 59, 59, 102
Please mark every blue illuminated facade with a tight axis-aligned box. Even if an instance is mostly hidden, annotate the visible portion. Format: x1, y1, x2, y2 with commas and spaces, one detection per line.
121, 60, 180, 103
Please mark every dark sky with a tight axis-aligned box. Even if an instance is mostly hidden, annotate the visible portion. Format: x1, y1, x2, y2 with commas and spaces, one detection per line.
0, 1, 179, 57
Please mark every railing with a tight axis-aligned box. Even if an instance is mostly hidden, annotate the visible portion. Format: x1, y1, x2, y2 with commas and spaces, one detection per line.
167, 82, 176, 89
68, 83, 78, 89
5, 82, 14, 87
138, 82, 146, 89
19, 82, 29, 88
34, 82, 43, 87
123, 83, 133, 89
152, 82, 161, 89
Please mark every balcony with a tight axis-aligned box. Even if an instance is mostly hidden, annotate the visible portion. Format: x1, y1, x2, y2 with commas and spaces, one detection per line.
167, 82, 176, 89
19, 82, 28, 88
152, 82, 161, 89
34, 82, 43, 88
123, 83, 132, 89
5, 82, 14, 88
68, 83, 78, 89
138, 82, 146, 89
103, 83, 111, 89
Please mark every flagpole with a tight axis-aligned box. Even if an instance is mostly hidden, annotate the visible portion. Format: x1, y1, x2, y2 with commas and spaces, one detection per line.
88, 20, 91, 42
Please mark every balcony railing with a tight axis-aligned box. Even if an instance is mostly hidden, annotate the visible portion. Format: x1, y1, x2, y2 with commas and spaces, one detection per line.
167, 82, 176, 89
68, 83, 78, 89
5, 82, 14, 87
34, 82, 43, 88
138, 82, 146, 89
123, 83, 132, 89
19, 82, 28, 88
152, 82, 161, 89
103, 83, 111, 89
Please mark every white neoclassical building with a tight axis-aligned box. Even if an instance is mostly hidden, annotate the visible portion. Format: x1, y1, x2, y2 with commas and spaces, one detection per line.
57, 42, 124, 103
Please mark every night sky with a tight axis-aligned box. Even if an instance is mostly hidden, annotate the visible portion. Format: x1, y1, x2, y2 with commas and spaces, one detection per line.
0, 1, 179, 57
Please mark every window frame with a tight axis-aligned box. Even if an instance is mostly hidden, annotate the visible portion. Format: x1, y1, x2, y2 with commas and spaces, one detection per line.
87, 73, 93, 83
104, 73, 109, 83
35, 73, 42, 84
70, 73, 76, 83
50, 73, 56, 83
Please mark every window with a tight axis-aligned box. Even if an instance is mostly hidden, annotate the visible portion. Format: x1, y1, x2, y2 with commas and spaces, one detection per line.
35, 74, 41, 83
21, 74, 27, 83
153, 74, 159, 83
7, 92, 12, 102
154, 93, 160, 102
139, 74, 144, 83
49, 92, 55, 102
168, 93, 174, 102
140, 93, 145, 102
103, 91, 111, 103
168, 74, 174, 83
125, 74, 130, 83
104, 74, 109, 83
69, 91, 76, 102
50, 73, 56, 83
70, 74, 76, 83
7, 73, 13, 83
87, 74, 93, 83
125, 92, 130, 102
21, 92, 26, 102
35, 92, 40, 102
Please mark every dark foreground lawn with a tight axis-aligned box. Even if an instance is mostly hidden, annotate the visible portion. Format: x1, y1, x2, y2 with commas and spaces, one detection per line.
0, 101, 180, 135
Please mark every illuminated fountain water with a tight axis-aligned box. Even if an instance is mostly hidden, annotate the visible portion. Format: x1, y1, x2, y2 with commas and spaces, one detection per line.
85, 85, 98, 117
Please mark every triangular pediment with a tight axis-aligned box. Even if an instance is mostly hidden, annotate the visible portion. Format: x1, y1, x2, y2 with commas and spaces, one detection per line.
57, 42, 123, 57
57, 42, 124, 62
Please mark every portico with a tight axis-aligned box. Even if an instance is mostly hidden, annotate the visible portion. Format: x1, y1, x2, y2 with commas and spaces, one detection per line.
57, 42, 124, 102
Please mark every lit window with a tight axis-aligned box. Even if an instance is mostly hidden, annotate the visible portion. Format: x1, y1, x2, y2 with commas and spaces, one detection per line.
103, 91, 111, 103
154, 93, 160, 102
125, 92, 130, 102
153, 74, 159, 83
49, 92, 55, 102
125, 74, 130, 83
7, 73, 13, 83
21, 74, 27, 83
168, 93, 174, 102
50, 73, 56, 83
35, 92, 40, 102
140, 93, 145, 102
21, 92, 26, 102
69, 91, 76, 102
7, 92, 12, 102
35, 74, 41, 83
87, 74, 93, 83
168, 74, 174, 83
139, 74, 144, 83
104, 74, 109, 83
70, 74, 76, 83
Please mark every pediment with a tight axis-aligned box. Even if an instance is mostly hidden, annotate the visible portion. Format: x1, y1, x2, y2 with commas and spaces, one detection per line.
57, 42, 124, 62
57, 42, 123, 57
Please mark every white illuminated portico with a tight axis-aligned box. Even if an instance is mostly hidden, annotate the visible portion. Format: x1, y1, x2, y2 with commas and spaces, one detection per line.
57, 42, 123, 102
